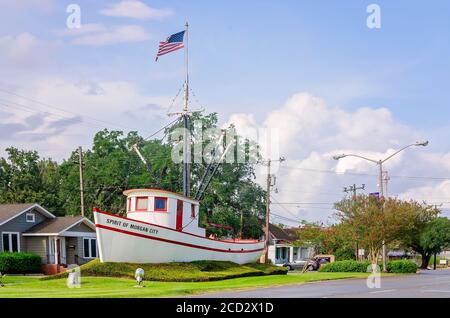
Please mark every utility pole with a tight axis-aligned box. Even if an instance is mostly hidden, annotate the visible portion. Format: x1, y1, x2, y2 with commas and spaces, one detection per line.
343, 184, 365, 198
382, 171, 390, 197
78, 146, 85, 217
263, 157, 285, 263
264, 160, 271, 263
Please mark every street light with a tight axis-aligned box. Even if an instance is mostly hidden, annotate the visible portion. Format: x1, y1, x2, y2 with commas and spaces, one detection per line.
333, 141, 429, 271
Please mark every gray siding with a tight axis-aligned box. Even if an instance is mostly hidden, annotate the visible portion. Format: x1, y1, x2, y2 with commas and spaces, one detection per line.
0, 208, 48, 252
66, 222, 94, 233
25, 236, 48, 263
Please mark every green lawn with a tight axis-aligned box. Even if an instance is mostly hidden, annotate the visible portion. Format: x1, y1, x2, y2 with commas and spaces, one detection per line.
0, 272, 381, 298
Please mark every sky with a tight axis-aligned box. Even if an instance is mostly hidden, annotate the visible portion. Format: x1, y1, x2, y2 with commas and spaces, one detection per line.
1, 0, 450, 224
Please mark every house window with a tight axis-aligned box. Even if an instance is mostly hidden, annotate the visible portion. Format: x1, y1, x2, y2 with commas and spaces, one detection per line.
191, 204, 196, 218
26, 213, 35, 223
2, 232, 20, 252
154, 197, 167, 212
83, 238, 97, 258
135, 197, 148, 211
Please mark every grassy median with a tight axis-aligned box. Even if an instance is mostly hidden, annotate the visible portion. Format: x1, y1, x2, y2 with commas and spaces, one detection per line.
0, 272, 378, 298
41, 259, 287, 282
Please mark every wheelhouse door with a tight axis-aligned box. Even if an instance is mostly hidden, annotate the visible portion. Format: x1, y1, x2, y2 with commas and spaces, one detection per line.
176, 200, 183, 231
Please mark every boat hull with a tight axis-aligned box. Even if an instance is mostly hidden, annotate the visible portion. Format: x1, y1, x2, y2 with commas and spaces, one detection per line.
94, 211, 265, 264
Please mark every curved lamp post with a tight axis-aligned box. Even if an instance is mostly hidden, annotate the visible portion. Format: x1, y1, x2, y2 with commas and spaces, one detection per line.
333, 141, 429, 271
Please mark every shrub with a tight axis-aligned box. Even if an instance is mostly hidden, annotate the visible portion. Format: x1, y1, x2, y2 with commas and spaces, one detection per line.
0, 252, 42, 274
319, 260, 372, 272
387, 260, 417, 273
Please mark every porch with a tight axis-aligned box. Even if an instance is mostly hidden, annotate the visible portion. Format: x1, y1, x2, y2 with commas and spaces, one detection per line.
271, 244, 311, 265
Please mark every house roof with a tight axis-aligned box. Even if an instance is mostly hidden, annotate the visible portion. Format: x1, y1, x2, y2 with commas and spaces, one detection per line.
0, 203, 55, 225
24, 216, 87, 235
269, 223, 297, 242
0, 203, 35, 224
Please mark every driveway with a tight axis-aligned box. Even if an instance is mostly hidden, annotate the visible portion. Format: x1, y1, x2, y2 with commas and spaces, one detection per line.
195, 269, 450, 298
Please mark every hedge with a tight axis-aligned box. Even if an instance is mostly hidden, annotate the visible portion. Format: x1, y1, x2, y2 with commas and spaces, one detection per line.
0, 252, 42, 274
319, 260, 372, 273
386, 260, 417, 273
319, 260, 417, 273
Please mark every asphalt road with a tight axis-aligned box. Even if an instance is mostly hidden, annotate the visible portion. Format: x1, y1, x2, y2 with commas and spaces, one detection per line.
196, 269, 450, 298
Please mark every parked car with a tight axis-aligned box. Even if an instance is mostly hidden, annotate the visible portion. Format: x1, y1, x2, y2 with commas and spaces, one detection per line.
283, 256, 332, 271
282, 259, 308, 271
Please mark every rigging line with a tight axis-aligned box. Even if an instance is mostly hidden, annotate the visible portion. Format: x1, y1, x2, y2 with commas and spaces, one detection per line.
166, 84, 185, 115
141, 117, 180, 142
189, 87, 205, 109
0, 87, 135, 131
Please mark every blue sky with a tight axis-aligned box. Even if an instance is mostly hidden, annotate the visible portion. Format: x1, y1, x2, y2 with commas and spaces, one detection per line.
1, 1, 450, 222
3, 0, 450, 126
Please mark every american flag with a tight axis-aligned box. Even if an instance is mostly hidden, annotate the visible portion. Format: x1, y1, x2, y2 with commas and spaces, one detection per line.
155, 30, 185, 61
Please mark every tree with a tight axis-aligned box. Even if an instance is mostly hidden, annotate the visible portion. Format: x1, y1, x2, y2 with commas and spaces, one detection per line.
293, 222, 356, 260
334, 195, 387, 264
0, 147, 62, 215
419, 217, 450, 267
1, 112, 266, 238
387, 200, 439, 269
335, 196, 440, 267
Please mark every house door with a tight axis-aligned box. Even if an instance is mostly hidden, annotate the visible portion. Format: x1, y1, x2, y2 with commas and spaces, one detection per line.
56, 239, 61, 264
176, 200, 183, 231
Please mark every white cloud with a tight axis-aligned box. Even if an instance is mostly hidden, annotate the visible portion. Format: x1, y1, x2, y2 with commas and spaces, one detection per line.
226, 92, 446, 223
99, 1, 173, 20
0, 33, 51, 67
71, 25, 150, 46
0, 77, 171, 160
54, 23, 107, 37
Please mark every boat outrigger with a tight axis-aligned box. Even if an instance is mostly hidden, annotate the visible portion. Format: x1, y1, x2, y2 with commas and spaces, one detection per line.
93, 23, 265, 264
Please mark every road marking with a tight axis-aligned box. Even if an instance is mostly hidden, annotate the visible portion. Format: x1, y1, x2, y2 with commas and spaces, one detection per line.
369, 289, 396, 294
422, 290, 450, 293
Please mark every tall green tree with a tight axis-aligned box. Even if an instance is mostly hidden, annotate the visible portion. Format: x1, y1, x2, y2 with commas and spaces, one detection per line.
0, 147, 62, 215
0, 112, 266, 238
418, 217, 450, 268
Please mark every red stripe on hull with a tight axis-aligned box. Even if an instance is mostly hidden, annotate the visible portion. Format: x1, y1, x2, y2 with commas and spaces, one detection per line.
96, 224, 264, 254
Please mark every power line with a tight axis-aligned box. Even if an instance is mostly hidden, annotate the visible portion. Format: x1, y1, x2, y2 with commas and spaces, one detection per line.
0, 87, 136, 131
279, 165, 450, 181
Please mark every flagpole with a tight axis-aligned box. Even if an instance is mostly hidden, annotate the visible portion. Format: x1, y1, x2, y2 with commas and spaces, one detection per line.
184, 21, 189, 112
182, 21, 190, 197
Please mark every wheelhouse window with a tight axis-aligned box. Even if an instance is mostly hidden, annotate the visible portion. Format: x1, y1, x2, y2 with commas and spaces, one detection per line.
154, 197, 167, 212
2, 232, 20, 252
191, 204, 196, 218
135, 197, 148, 211
83, 238, 97, 258
26, 213, 35, 223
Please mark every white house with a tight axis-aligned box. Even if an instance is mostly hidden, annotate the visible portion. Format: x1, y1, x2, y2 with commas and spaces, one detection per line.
267, 223, 312, 265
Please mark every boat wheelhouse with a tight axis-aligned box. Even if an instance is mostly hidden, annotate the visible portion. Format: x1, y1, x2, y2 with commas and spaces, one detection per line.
124, 188, 205, 237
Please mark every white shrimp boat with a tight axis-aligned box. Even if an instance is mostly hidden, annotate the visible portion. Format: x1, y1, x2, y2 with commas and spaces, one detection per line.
94, 23, 265, 264
94, 189, 264, 264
